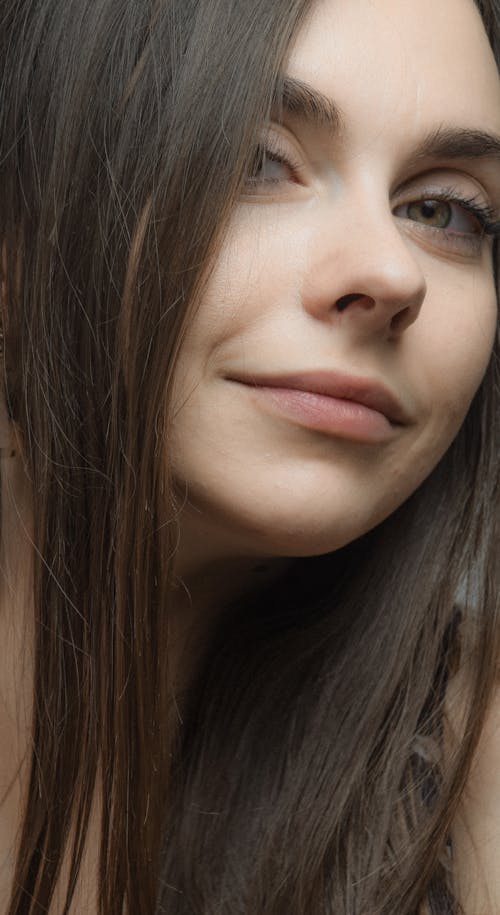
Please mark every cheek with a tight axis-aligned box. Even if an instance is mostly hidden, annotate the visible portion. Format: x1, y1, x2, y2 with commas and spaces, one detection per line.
419, 268, 497, 426
173, 208, 310, 369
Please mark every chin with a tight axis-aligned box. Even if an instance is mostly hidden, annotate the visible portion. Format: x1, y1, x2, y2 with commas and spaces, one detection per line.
252, 520, 378, 558
199, 500, 397, 561
174, 465, 425, 564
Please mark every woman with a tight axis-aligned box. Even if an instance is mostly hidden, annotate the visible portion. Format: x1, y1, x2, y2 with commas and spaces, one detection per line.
0, 0, 499, 912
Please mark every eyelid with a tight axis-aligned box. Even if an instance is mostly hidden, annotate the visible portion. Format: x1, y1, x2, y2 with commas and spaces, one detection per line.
393, 168, 498, 212
246, 125, 310, 185
400, 185, 500, 233
393, 197, 498, 261
263, 133, 305, 176
261, 123, 306, 159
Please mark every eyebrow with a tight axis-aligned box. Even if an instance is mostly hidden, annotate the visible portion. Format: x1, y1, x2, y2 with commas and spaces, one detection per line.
271, 76, 343, 136
409, 126, 500, 167
272, 77, 500, 167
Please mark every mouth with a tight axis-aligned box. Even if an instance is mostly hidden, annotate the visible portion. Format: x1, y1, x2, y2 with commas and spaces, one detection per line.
226, 369, 410, 442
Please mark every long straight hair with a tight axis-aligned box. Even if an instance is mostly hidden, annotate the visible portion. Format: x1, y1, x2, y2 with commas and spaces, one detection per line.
0, 1, 499, 913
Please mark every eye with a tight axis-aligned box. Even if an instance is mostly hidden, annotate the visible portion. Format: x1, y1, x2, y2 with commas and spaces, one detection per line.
393, 190, 500, 256
244, 134, 305, 193
249, 147, 295, 184
394, 198, 482, 234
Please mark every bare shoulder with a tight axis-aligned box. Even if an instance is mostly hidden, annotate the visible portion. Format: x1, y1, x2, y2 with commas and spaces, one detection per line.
448, 682, 500, 915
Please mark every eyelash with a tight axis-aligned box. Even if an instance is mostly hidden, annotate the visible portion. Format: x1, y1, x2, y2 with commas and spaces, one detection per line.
246, 141, 305, 187
427, 188, 500, 239
245, 143, 500, 246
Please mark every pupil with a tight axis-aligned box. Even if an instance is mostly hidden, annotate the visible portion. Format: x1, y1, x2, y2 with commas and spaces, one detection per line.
411, 199, 451, 228
422, 201, 438, 219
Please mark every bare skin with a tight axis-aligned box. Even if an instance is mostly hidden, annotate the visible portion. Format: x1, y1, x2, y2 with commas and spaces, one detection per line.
447, 670, 500, 914
1, 0, 500, 910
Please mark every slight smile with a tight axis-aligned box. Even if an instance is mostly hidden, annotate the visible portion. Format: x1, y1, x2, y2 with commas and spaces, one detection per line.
226, 370, 411, 443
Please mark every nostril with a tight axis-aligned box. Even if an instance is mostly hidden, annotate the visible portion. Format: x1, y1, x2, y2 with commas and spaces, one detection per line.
336, 293, 366, 311
390, 306, 413, 334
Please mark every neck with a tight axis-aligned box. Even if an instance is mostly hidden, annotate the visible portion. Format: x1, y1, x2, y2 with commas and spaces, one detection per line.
168, 551, 292, 698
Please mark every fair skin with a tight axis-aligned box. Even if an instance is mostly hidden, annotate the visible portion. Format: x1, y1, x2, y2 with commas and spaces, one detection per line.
171, 0, 500, 909
171, 0, 499, 582
1, 0, 500, 911
447, 670, 500, 914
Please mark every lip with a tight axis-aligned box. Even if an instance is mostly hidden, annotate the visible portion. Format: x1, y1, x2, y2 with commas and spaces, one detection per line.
226, 370, 411, 441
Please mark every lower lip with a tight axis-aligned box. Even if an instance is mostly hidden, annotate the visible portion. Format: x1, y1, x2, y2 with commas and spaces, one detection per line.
237, 384, 396, 442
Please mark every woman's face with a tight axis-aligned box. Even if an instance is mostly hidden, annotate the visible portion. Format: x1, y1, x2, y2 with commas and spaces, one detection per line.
170, 0, 500, 565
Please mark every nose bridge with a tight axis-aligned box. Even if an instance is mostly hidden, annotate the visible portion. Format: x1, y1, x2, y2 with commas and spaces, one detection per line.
302, 187, 427, 331
358, 209, 426, 304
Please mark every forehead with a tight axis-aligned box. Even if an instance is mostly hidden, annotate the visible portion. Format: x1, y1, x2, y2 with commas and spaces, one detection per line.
286, 0, 500, 140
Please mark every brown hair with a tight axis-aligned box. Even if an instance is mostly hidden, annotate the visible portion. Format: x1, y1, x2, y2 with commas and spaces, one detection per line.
0, 0, 499, 912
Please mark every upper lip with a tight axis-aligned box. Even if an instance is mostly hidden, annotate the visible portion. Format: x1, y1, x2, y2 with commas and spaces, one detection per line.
227, 369, 410, 425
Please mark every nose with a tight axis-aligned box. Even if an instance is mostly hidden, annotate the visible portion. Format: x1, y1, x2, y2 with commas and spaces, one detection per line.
301, 203, 427, 338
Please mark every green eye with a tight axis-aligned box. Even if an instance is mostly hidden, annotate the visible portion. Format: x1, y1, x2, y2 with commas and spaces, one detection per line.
394, 194, 492, 238
407, 199, 451, 228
